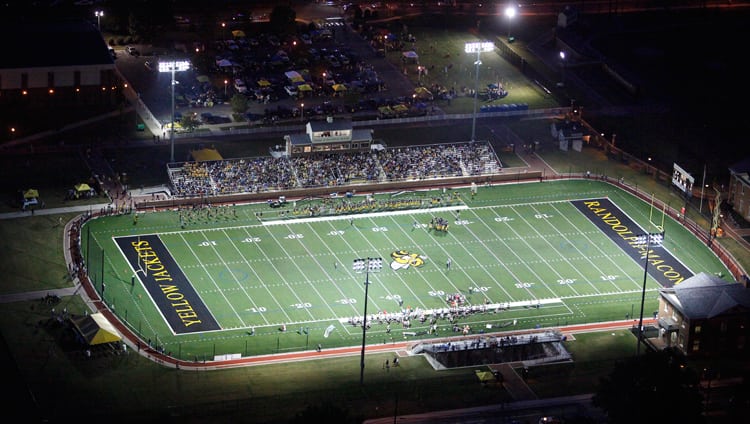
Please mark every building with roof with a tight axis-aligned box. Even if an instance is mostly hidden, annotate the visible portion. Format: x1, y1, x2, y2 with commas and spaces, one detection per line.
656, 272, 750, 358
0, 18, 122, 113
728, 157, 750, 221
278, 117, 376, 157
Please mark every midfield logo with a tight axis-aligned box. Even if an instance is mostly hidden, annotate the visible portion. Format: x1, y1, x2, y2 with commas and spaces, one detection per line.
390, 249, 427, 270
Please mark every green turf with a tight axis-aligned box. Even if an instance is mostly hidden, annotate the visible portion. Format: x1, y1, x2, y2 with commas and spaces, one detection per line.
79, 180, 728, 361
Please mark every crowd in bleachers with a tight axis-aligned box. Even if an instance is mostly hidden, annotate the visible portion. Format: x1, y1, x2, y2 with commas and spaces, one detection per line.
169, 142, 502, 198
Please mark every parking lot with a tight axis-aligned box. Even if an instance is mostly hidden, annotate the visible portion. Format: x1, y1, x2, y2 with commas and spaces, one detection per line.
114, 5, 422, 131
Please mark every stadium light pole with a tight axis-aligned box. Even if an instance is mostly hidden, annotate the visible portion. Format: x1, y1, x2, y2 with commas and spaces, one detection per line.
353, 257, 383, 385
634, 232, 664, 356
465, 42, 494, 142
505, 4, 516, 42
559, 51, 566, 87
158, 60, 190, 163
95, 10, 104, 31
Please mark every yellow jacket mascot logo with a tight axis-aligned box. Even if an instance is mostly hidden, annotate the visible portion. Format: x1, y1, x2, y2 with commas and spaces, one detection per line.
390, 250, 426, 270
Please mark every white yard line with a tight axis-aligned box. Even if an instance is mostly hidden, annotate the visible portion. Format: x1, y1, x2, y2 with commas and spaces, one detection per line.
261, 205, 469, 226
178, 232, 245, 326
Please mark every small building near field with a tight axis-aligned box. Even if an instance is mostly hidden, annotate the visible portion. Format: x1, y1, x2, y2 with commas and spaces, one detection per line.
277, 117, 375, 157
655, 272, 750, 358
728, 157, 750, 222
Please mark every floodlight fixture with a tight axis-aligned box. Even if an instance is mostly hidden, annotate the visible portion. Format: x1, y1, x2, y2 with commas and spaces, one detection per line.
158, 60, 190, 162
353, 257, 383, 384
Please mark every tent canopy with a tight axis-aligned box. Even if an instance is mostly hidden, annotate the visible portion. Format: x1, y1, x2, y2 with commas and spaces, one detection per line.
285, 70, 304, 83
23, 189, 39, 199
191, 148, 224, 162
71, 313, 122, 346
402, 50, 419, 59
74, 183, 91, 192
196, 75, 210, 83
231, 29, 246, 38
297, 83, 313, 92
475, 370, 498, 384
257, 79, 271, 87
332, 83, 347, 92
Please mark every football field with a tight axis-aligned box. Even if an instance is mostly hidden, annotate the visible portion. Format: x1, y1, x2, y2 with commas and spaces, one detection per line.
82, 180, 728, 360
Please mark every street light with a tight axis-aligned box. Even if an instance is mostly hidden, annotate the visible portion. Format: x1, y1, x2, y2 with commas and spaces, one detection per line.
224, 79, 228, 97
353, 257, 383, 385
95, 10, 104, 31
505, 5, 516, 42
634, 231, 664, 356
465, 41, 494, 142
300, 103, 304, 122
559, 51, 566, 87
158, 60, 190, 163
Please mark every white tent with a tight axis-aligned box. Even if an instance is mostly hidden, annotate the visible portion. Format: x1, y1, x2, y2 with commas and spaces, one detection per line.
402, 51, 419, 62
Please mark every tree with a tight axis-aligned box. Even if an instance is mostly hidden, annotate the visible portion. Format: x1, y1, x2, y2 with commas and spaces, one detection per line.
230, 94, 248, 116
179, 114, 200, 133
593, 348, 705, 424
268, 5, 296, 34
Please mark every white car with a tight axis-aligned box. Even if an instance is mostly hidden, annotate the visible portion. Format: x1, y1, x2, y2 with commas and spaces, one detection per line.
284, 85, 298, 97
234, 79, 247, 93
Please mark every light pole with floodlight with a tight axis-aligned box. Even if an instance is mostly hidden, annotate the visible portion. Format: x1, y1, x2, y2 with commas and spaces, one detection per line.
353, 257, 383, 385
505, 5, 516, 42
158, 60, 190, 163
634, 232, 664, 356
300, 103, 304, 122
224, 79, 228, 97
465, 41, 494, 142
558, 51, 567, 88
95, 10, 104, 31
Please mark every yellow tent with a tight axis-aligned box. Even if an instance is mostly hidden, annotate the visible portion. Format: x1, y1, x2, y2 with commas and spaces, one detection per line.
257, 79, 271, 87
414, 86, 433, 100
71, 313, 122, 345
475, 370, 499, 384
392, 104, 409, 113
74, 183, 91, 192
191, 148, 224, 162
231, 29, 246, 38
332, 83, 347, 92
297, 84, 313, 92
23, 189, 39, 199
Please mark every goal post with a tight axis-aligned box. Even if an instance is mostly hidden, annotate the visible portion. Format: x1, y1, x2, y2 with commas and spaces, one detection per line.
648, 193, 666, 233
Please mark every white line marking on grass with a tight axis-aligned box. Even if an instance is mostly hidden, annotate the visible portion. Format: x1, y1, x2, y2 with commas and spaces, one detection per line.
479, 205, 558, 299
277, 220, 348, 318
179, 232, 246, 326
109, 234, 160, 336
506, 204, 580, 297
308, 221, 373, 317
552, 202, 641, 292
379, 213, 455, 307
261, 205, 469, 226
247, 226, 313, 323
525, 203, 602, 295
409, 211, 506, 302
336, 298, 564, 323
458, 208, 529, 301
219, 228, 272, 326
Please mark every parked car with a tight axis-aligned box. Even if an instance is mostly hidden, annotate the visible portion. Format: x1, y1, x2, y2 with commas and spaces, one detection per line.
284, 85, 298, 97
144, 61, 155, 72
126, 46, 139, 56
234, 78, 247, 93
